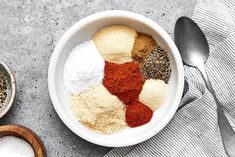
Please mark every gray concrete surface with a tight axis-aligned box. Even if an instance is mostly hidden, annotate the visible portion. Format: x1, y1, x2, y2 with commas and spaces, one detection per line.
0, 0, 196, 156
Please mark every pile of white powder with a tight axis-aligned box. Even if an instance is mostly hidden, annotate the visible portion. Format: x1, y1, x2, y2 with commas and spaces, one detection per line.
63, 40, 105, 93
0, 136, 35, 157
139, 79, 168, 111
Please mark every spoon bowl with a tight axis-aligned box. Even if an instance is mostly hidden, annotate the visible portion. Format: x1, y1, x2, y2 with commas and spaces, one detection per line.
174, 17, 209, 67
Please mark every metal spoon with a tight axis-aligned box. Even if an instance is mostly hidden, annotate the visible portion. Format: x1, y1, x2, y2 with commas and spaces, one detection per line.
174, 16, 235, 156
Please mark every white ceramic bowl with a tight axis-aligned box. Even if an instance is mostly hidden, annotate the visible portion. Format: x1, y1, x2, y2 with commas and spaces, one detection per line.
48, 10, 184, 147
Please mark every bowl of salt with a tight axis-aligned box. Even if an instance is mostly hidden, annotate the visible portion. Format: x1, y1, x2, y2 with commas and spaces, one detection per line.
0, 124, 46, 157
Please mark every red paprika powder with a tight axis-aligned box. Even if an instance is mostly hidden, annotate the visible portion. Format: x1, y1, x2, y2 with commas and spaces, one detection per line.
103, 61, 153, 127
103, 61, 144, 105
126, 100, 153, 127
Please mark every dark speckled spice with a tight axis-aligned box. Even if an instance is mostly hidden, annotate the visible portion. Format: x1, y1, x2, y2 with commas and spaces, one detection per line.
140, 47, 171, 83
0, 72, 7, 108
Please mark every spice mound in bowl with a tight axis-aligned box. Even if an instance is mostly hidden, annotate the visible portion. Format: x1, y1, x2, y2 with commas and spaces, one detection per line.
0, 72, 7, 109
63, 25, 171, 135
0, 59, 16, 118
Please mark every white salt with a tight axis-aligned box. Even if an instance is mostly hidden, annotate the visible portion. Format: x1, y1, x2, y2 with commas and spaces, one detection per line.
63, 40, 105, 94
0, 136, 35, 157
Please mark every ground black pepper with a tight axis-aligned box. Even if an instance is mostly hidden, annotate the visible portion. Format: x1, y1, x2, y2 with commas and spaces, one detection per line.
140, 47, 171, 83
0, 72, 7, 108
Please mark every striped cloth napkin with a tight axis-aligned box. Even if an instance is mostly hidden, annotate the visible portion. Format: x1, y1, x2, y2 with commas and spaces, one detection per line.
104, 0, 235, 156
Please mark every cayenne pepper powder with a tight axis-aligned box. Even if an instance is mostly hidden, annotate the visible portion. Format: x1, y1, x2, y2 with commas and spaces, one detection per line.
103, 61, 153, 127
103, 61, 144, 105
126, 100, 153, 127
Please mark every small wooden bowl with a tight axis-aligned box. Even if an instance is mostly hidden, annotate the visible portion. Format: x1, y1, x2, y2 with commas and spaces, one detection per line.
0, 124, 46, 157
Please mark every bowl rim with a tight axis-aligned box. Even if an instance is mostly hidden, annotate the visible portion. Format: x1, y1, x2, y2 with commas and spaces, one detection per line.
0, 59, 16, 118
48, 10, 184, 147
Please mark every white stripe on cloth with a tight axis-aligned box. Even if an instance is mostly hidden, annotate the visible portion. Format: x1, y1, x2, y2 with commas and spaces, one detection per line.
104, 0, 235, 156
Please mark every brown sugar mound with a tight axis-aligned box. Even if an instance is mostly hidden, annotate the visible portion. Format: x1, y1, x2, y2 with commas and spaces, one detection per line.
132, 33, 157, 63
103, 61, 144, 105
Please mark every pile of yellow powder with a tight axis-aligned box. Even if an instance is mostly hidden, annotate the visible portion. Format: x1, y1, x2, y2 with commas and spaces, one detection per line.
139, 79, 168, 111
93, 25, 137, 64
70, 84, 126, 134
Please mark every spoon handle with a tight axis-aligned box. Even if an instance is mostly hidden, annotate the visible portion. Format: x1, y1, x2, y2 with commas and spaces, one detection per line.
198, 65, 235, 157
